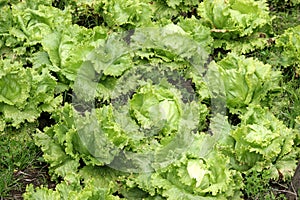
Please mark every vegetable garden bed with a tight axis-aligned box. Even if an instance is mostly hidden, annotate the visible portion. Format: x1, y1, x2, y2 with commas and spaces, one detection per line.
1, 0, 300, 199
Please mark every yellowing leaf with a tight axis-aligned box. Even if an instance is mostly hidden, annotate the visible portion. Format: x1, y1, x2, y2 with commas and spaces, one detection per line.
187, 159, 208, 187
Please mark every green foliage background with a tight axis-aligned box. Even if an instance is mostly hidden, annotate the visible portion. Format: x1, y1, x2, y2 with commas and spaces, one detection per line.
0, 0, 300, 199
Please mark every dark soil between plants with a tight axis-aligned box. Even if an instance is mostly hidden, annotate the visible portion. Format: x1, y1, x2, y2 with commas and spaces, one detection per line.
2, 165, 56, 200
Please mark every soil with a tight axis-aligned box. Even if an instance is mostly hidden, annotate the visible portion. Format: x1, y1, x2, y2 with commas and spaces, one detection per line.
286, 160, 300, 200
4, 165, 56, 200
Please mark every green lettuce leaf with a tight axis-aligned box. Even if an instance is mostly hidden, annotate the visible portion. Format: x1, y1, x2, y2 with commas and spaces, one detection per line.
24, 165, 124, 200
275, 25, 300, 68
0, 59, 61, 128
198, 0, 273, 53
102, 0, 153, 28
130, 83, 182, 131
133, 136, 243, 199
0, 60, 31, 108
212, 53, 281, 113
226, 105, 296, 178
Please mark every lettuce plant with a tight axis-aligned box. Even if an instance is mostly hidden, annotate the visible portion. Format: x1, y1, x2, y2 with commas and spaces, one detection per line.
276, 25, 300, 69
198, 0, 274, 53
0, 0, 299, 199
